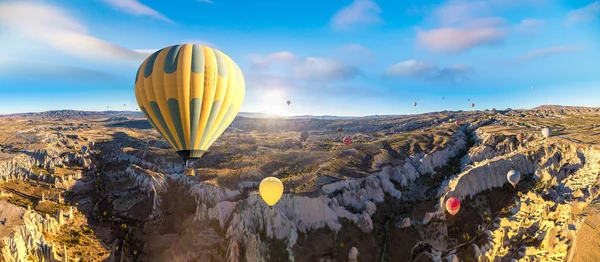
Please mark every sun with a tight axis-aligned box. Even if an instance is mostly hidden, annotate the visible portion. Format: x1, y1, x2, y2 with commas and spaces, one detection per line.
258, 89, 290, 116
263, 105, 288, 117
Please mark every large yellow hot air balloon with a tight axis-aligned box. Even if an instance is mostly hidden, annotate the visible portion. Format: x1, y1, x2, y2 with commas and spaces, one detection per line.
134, 44, 245, 173
259, 177, 284, 207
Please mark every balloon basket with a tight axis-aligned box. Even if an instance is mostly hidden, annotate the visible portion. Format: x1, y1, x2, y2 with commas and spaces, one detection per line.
184, 168, 195, 176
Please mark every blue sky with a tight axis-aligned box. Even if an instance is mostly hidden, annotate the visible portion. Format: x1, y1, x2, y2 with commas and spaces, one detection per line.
0, 0, 598, 116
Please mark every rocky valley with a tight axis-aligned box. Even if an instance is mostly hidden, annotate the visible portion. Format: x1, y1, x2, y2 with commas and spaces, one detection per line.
0, 106, 599, 262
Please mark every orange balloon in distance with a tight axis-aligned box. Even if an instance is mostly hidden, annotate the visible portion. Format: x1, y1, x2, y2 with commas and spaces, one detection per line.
446, 197, 460, 216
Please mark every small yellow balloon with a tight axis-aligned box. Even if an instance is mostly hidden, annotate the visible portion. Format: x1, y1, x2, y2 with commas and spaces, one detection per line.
259, 177, 284, 207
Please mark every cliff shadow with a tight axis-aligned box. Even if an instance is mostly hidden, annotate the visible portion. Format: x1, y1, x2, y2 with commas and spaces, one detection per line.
105, 120, 153, 130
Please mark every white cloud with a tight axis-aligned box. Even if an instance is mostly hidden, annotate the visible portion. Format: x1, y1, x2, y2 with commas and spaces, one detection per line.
197, 0, 214, 3
416, 0, 546, 54
293, 57, 359, 81
514, 18, 545, 34
433, 0, 491, 25
101, 0, 173, 23
0, 58, 126, 84
385, 60, 472, 84
336, 44, 376, 64
417, 27, 507, 54
0, 2, 148, 61
245, 52, 362, 99
330, 0, 382, 30
514, 45, 585, 62
250, 52, 359, 81
250, 51, 300, 70
133, 49, 159, 57
384, 60, 436, 77
566, 1, 600, 24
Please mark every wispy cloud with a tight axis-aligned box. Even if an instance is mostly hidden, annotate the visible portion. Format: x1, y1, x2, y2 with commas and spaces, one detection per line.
0, 2, 148, 61
101, 0, 173, 23
330, 0, 382, 31
336, 44, 376, 65
246, 51, 363, 99
514, 18, 545, 35
416, 1, 507, 54
513, 45, 585, 63
197, 0, 214, 3
384, 60, 436, 77
417, 26, 507, 54
384, 60, 472, 84
0, 59, 126, 84
293, 57, 360, 81
250, 51, 360, 82
433, 0, 492, 26
416, 0, 546, 54
566, 1, 600, 24
250, 51, 301, 70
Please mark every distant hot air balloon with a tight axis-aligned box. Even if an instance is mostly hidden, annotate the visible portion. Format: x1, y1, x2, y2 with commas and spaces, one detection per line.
359, 121, 363, 125
343, 137, 352, 146
468, 99, 470, 101
471, 103, 475, 108
532, 86, 535, 90
134, 44, 245, 175
414, 102, 417, 107
107, 106, 109, 109
542, 127, 551, 138
287, 100, 291, 106
300, 131, 309, 142
124, 104, 126, 107
81, 146, 88, 154
442, 96, 445, 100
259, 177, 284, 207
446, 197, 460, 216
507, 170, 520, 188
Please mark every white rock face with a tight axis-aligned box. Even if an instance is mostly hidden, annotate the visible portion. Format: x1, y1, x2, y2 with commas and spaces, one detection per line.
377, 170, 402, 199
2, 208, 74, 262
348, 247, 359, 262
397, 217, 411, 228
416, 128, 468, 177
439, 142, 589, 209
357, 211, 374, 233
208, 201, 238, 229
437, 126, 600, 261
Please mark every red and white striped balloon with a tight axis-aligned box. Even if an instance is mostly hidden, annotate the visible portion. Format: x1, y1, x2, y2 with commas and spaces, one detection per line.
343, 137, 352, 146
